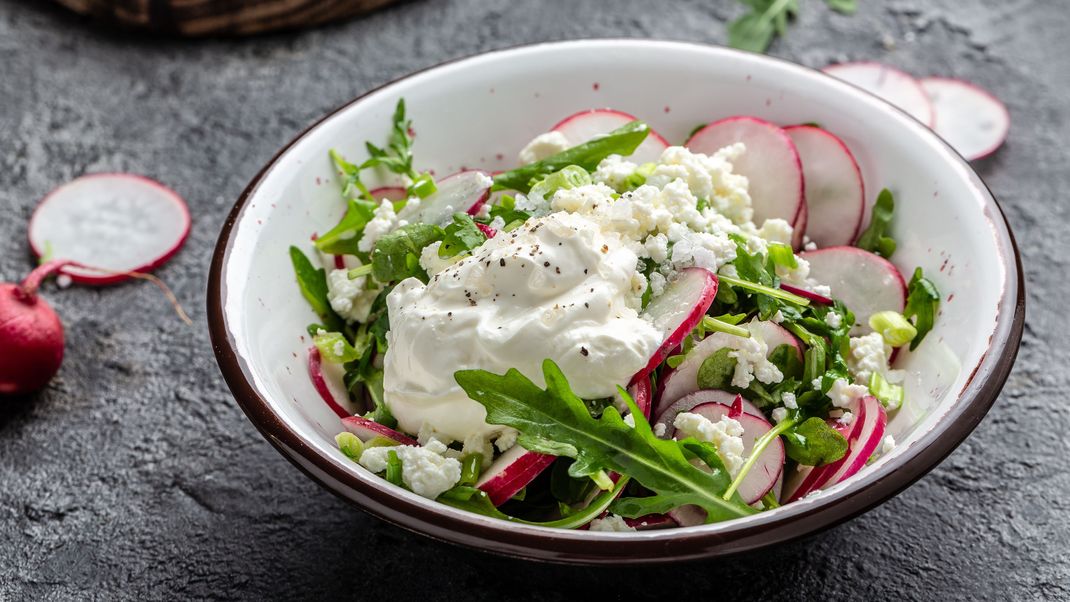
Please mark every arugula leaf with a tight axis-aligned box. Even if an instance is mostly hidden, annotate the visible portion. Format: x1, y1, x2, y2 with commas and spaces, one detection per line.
315, 198, 379, 256
697, 347, 737, 390
329, 149, 372, 201
289, 246, 345, 332
439, 213, 487, 259
903, 267, 940, 350
370, 223, 444, 283
493, 121, 650, 193
728, 0, 798, 53
438, 477, 630, 530
855, 188, 897, 258
454, 360, 756, 522
783, 417, 848, 466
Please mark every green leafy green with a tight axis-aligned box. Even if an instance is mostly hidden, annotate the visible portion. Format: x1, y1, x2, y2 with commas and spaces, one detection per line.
527, 165, 593, 203
855, 188, 897, 258
767, 243, 798, 269
313, 331, 365, 363
697, 348, 738, 390
289, 246, 345, 332
438, 213, 487, 259
903, 267, 940, 350
329, 149, 372, 201
438, 477, 630, 529
370, 223, 444, 283
314, 198, 378, 256
360, 99, 436, 199
728, 0, 799, 53
824, 0, 857, 14
454, 360, 755, 523
493, 121, 650, 193
783, 416, 849, 466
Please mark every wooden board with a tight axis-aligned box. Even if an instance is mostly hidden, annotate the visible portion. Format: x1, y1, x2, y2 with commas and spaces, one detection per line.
53, 0, 399, 36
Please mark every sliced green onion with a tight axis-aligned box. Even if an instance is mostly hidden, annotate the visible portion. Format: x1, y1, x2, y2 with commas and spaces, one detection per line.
869, 310, 918, 347
409, 173, 437, 198
313, 331, 364, 363
385, 450, 404, 486
460, 453, 482, 486
718, 274, 810, 306
701, 315, 750, 338
590, 470, 615, 491
760, 490, 781, 510
869, 372, 905, 411
665, 354, 687, 369
365, 436, 400, 448
335, 432, 364, 462
768, 243, 798, 269
347, 263, 374, 280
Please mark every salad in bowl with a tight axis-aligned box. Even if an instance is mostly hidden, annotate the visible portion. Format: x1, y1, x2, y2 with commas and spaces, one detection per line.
290, 99, 941, 531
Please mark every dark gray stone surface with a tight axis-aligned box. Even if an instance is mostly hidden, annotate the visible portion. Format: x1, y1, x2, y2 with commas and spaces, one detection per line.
1, 0, 1066, 599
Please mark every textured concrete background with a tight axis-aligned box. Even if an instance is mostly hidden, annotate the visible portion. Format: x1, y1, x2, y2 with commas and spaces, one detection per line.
0, 0, 1067, 599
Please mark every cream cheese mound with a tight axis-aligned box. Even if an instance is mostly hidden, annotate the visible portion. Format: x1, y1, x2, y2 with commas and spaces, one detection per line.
358, 439, 462, 499
383, 211, 662, 443
673, 411, 746, 477
519, 131, 570, 164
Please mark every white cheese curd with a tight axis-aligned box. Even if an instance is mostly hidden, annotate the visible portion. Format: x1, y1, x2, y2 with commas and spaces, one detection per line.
673, 411, 746, 476
771, 407, 788, 423
825, 312, 843, 329
848, 332, 905, 385
418, 241, 460, 277
588, 514, 636, 532
727, 320, 784, 389
358, 439, 462, 499
358, 198, 401, 253
383, 211, 662, 443
518, 131, 571, 164
827, 377, 870, 409
593, 154, 639, 192
781, 391, 798, 409
326, 267, 380, 323
881, 435, 896, 454
645, 145, 752, 224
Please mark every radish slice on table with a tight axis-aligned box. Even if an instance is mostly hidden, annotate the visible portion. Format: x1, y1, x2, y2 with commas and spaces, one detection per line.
636, 268, 718, 379
801, 246, 907, 336
552, 109, 670, 164
28, 174, 191, 285
919, 77, 1010, 161
368, 186, 408, 201
476, 446, 556, 506
655, 320, 801, 417
653, 390, 763, 435
823, 62, 935, 126
784, 125, 865, 247
686, 116, 806, 247
409, 170, 492, 225
340, 415, 418, 446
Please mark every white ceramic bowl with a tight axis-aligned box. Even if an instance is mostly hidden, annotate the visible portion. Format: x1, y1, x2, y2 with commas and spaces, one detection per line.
209, 40, 1024, 563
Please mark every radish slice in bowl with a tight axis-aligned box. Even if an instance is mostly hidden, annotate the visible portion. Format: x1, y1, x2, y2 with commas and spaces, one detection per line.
823, 62, 935, 127
636, 268, 718, 379
685, 116, 806, 247
409, 170, 492, 225
341, 415, 419, 446
307, 346, 354, 420
919, 77, 1010, 161
784, 125, 865, 248
476, 446, 556, 507
28, 173, 191, 285
801, 246, 906, 336
552, 108, 670, 164
652, 390, 763, 435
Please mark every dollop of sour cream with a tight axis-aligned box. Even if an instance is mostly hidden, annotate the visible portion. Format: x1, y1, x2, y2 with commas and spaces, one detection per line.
383, 211, 662, 443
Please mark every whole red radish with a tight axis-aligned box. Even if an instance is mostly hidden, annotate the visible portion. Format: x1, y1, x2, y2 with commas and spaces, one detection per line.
0, 261, 68, 394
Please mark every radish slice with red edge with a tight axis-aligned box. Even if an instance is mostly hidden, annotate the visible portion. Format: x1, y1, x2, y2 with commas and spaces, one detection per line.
686, 116, 806, 248
655, 320, 801, 417
368, 186, 408, 201
551, 108, 670, 164
779, 282, 833, 305
28, 174, 191, 285
476, 446, 556, 506
653, 389, 762, 436
619, 375, 654, 419
307, 346, 354, 419
801, 246, 907, 336
636, 268, 718, 379
623, 514, 677, 530
476, 223, 498, 239
784, 125, 865, 247
341, 415, 418, 446
409, 170, 491, 226
823, 62, 935, 126
781, 413, 857, 502
919, 77, 1010, 161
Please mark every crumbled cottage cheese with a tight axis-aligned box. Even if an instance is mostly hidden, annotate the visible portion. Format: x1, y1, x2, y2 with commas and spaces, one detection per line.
588, 514, 636, 532
771, 407, 788, 423
848, 332, 904, 385
781, 391, 798, 409
827, 377, 870, 409
825, 312, 843, 329
672, 412, 746, 476
518, 131, 571, 164
358, 199, 402, 253
593, 154, 640, 191
358, 439, 462, 499
644, 144, 753, 224
326, 267, 379, 323
727, 321, 785, 389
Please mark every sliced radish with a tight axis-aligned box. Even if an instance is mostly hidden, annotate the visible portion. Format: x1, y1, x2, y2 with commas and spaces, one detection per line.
801, 246, 907, 336
784, 125, 865, 247
677, 402, 784, 504
308, 346, 353, 419
637, 268, 718, 378
653, 390, 762, 436
409, 170, 492, 226
919, 77, 1010, 161
623, 514, 677, 530
551, 109, 670, 163
475, 223, 498, 239
476, 446, 556, 506
686, 116, 806, 246
823, 62, 935, 126
340, 415, 418, 446
618, 376, 654, 419
28, 173, 191, 285
655, 320, 801, 417
780, 282, 833, 305
781, 415, 857, 503
368, 186, 408, 201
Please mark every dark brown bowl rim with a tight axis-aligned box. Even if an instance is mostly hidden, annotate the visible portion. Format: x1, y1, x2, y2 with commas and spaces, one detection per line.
207, 40, 1025, 564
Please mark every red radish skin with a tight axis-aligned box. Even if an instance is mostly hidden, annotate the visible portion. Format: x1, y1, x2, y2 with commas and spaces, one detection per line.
779, 282, 833, 305
636, 268, 718, 379
341, 415, 419, 446
551, 108, 670, 164
685, 116, 806, 243
653, 389, 763, 436
307, 346, 352, 419
368, 186, 408, 201
823, 62, 935, 127
623, 514, 677, 530
801, 246, 907, 335
781, 416, 856, 503
28, 173, 191, 286
919, 77, 1010, 161
811, 396, 887, 489
0, 266, 65, 395
476, 223, 498, 239
783, 397, 868, 502
784, 125, 865, 247
476, 446, 556, 506
655, 320, 801, 417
